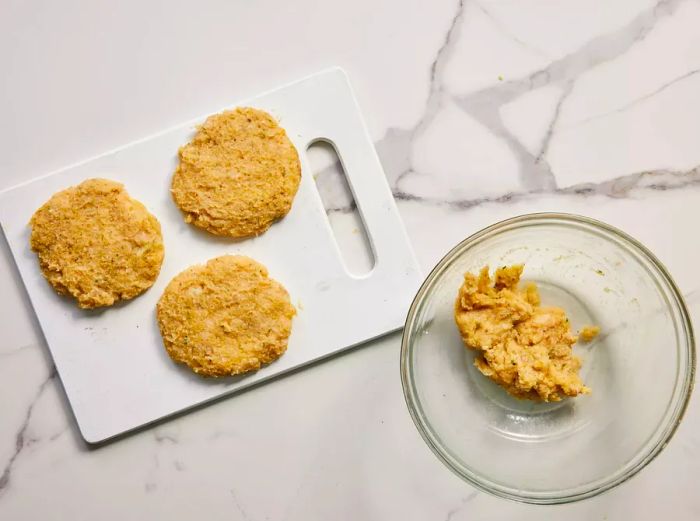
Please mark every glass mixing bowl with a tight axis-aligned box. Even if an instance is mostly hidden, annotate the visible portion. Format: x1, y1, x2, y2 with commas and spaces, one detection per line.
401, 213, 695, 504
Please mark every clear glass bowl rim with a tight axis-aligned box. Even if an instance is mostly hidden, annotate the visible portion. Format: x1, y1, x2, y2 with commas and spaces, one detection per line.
400, 212, 696, 505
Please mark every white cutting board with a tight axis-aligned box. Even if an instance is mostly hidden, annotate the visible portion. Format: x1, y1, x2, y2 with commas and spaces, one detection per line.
0, 68, 422, 443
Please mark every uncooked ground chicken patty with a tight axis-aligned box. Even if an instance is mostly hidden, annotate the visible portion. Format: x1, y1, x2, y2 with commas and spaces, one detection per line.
156, 255, 296, 377
29, 178, 164, 309
454, 265, 597, 402
171, 107, 301, 238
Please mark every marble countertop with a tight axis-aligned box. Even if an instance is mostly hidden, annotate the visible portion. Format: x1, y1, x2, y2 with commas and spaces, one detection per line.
1, 0, 699, 518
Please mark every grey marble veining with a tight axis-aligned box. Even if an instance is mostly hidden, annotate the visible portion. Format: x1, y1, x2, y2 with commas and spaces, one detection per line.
371, 0, 697, 210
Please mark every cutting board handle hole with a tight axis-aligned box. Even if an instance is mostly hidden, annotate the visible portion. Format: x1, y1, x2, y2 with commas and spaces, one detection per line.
306, 140, 375, 277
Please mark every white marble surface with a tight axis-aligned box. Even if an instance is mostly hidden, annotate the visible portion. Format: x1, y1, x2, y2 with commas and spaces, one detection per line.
1, 0, 699, 518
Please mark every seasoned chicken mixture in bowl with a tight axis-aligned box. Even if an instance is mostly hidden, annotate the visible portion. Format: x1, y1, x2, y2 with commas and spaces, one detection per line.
454, 264, 598, 402
401, 214, 694, 504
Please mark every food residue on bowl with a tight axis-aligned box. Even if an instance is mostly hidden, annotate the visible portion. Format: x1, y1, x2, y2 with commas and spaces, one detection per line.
578, 325, 600, 342
454, 264, 598, 402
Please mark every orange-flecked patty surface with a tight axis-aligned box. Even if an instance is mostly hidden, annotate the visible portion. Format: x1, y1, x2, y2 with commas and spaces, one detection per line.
156, 255, 295, 377
171, 107, 301, 238
29, 178, 164, 309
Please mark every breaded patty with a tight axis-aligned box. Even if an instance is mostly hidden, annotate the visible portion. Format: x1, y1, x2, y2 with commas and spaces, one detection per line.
156, 255, 295, 377
171, 107, 301, 238
29, 178, 164, 309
